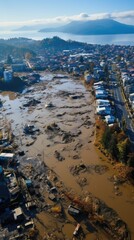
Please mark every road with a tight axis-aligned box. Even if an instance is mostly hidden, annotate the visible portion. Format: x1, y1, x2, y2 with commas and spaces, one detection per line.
112, 82, 134, 144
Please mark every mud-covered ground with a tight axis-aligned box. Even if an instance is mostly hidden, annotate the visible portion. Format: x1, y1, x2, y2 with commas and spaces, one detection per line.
0, 73, 134, 239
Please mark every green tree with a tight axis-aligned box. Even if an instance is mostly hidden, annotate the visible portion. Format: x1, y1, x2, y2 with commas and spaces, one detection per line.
7, 54, 13, 64
101, 126, 111, 149
79, 56, 84, 64
88, 62, 95, 74
117, 138, 130, 164
122, 117, 126, 131
103, 64, 109, 81
127, 153, 134, 167
108, 134, 118, 160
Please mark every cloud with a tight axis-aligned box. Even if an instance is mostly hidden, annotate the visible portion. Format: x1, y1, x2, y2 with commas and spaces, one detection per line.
0, 11, 134, 28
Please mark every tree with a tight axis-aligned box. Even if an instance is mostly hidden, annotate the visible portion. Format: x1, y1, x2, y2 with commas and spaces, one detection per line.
103, 64, 109, 81
108, 134, 118, 160
25, 52, 33, 60
7, 54, 13, 64
101, 126, 111, 149
88, 62, 95, 74
117, 138, 130, 164
122, 117, 127, 131
127, 153, 134, 167
79, 56, 84, 64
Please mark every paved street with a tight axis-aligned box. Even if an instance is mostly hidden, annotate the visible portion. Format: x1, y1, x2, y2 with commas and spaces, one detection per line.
112, 83, 134, 143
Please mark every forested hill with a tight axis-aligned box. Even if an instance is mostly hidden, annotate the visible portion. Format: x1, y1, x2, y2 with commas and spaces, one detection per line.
0, 42, 36, 60
0, 37, 88, 60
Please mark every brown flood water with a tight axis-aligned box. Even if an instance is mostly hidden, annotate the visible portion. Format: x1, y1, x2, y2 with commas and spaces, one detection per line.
0, 73, 134, 239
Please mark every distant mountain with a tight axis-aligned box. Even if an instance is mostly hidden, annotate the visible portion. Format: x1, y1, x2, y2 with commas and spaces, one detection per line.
13, 25, 46, 31
39, 19, 134, 35
13, 23, 63, 32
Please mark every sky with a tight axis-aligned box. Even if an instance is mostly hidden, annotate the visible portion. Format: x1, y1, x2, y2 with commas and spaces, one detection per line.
0, 0, 134, 28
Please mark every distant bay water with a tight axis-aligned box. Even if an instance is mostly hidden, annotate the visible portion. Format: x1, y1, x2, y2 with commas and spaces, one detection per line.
0, 30, 134, 46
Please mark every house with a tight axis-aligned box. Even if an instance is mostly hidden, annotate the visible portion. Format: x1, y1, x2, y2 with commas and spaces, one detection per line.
0, 153, 15, 165
13, 207, 24, 222
94, 81, 104, 86
68, 205, 81, 216
4, 70, 13, 82
96, 106, 111, 116
96, 99, 110, 105
96, 100, 111, 109
94, 85, 105, 91
95, 90, 108, 99
105, 115, 115, 124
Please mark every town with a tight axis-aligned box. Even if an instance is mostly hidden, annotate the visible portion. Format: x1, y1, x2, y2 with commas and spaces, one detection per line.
0, 37, 133, 240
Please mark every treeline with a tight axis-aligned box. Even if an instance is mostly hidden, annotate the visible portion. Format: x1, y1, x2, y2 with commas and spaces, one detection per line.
96, 118, 134, 167
0, 43, 36, 60
0, 37, 91, 59
40, 36, 87, 51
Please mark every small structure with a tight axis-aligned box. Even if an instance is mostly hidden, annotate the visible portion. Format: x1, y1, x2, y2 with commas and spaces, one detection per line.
73, 223, 81, 236
25, 201, 36, 210
0, 153, 15, 165
45, 102, 54, 108
68, 205, 80, 216
13, 207, 24, 222
96, 106, 111, 116
49, 193, 56, 201
4, 70, 13, 82
24, 220, 34, 229
23, 124, 39, 134
25, 179, 32, 188
105, 115, 115, 124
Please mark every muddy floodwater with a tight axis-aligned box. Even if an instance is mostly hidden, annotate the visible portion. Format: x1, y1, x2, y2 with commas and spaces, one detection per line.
0, 73, 134, 239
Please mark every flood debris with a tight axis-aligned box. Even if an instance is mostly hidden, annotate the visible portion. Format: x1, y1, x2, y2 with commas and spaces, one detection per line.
0, 74, 132, 240
45, 102, 55, 108
54, 150, 65, 161
23, 124, 39, 135
77, 177, 88, 187
23, 98, 41, 107
73, 223, 81, 236
68, 205, 81, 216
70, 163, 109, 176
45, 122, 60, 134
65, 191, 130, 240
45, 122, 81, 144
70, 163, 87, 175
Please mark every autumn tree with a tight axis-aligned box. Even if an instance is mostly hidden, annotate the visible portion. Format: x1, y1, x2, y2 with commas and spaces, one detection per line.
108, 134, 119, 160
117, 138, 130, 164
101, 126, 111, 149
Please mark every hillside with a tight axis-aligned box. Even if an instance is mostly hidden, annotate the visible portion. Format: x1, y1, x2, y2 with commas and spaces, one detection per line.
0, 42, 36, 60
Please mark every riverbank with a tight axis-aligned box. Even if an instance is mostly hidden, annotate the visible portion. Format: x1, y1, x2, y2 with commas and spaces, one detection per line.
0, 72, 134, 239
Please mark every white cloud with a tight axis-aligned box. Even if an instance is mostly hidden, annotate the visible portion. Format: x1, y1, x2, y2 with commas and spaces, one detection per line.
0, 10, 134, 28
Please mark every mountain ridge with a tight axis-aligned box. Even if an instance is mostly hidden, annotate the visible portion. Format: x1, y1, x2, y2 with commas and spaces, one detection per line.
39, 19, 134, 35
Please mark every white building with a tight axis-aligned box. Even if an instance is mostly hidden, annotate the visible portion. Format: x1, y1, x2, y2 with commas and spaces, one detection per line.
4, 70, 13, 82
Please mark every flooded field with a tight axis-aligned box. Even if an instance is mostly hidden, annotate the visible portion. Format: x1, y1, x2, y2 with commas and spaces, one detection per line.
0, 73, 134, 239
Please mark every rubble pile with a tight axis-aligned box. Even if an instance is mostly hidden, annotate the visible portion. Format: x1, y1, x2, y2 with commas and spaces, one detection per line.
23, 98, 41, 107
65, 192, 130, 240
70, 163, 109, 176
45, 122, 81, 144
54, 150, 65, 161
